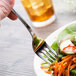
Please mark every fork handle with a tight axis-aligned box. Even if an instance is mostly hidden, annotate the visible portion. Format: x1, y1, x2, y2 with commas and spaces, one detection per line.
12, 9, 36, 38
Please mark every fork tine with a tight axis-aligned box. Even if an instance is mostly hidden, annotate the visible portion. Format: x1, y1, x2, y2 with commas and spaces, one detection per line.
36, 52, 51, 64
43, 48, 56, 60
45, 42, 58, 57
41, 51, 54, 62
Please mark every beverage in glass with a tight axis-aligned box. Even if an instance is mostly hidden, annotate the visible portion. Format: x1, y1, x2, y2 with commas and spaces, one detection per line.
21, 0, 56, 27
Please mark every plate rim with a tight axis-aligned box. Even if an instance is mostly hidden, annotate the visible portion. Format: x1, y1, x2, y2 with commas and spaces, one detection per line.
34, 21, 76, 76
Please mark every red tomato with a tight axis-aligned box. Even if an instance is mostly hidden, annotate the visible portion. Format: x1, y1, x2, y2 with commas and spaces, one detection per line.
63, 45, 76, 53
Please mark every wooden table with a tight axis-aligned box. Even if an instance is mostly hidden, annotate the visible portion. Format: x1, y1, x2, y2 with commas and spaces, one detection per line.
0, 0, 76, 76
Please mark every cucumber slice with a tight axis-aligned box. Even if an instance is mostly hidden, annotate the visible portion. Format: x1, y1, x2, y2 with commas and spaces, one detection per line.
60, 40, 73, 50
60, 39, 75, 54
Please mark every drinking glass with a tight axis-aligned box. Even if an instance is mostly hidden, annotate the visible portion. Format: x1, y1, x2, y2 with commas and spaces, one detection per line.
21, 0, 56, 28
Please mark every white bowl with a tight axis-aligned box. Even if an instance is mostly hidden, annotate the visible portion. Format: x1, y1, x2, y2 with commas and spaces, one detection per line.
34, 21, 76, 76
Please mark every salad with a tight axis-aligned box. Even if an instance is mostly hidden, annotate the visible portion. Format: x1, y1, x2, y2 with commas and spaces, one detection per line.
41, 23, 76, 76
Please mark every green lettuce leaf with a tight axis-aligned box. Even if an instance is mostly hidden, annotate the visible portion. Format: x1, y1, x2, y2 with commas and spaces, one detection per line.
57, 23, 76, 42
51, 23, 76, 75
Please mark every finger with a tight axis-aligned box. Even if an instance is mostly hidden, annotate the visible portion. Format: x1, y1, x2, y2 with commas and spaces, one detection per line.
0, 0, 15, 20
8, 11, 17, 20
5, 0, 15, 8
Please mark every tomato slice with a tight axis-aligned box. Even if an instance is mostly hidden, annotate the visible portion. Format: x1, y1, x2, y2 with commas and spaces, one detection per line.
63, 44, 76, 53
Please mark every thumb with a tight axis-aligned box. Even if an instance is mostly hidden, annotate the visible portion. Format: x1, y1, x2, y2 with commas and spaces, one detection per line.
0, 0, 15, 20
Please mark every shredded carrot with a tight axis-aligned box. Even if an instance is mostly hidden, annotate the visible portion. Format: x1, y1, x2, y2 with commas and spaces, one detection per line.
58, 64, 63, 76
62, 62, 67, 76
50, 66, 55, 69
70, 64, 76, 70
63, 62, 67, 66
54, 61, 58, 76
62, 56, 72, 63
64, 62, 68, 69
67, 61, 72, 76
41, 55, 76, 76
73, 58, 76, 60
58, 62, 66, 76
62, 55, 70, 60
74, 61, 76, 63
65, 70, 68, 76
40, 66, 49, 69
72, 55, 76, 57
73, 58, 76, 61
45, 71, 51, 74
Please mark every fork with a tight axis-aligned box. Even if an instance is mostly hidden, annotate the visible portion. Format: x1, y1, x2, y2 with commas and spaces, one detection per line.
12, 9, 58, 64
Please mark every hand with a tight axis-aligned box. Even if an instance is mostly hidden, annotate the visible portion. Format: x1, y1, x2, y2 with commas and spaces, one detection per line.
0, 0, 17, 20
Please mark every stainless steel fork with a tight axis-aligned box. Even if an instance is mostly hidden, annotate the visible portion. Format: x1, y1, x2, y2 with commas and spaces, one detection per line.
12, 9, 58, 64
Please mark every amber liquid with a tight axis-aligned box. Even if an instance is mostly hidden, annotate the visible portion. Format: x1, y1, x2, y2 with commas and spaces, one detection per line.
21, 0, 54, 22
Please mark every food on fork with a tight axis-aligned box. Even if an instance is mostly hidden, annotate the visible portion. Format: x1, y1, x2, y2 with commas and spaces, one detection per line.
41, 23, 76, 76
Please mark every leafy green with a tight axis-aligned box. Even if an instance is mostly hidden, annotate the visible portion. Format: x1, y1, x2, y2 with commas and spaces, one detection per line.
70, 68, 76, 75
33, 37, 41, 47
71, 35, 76, 45
51, 23, 76, 75
51, 41, 59, 51
58, 53, 64, 58
33, 37, 44, 51
51, 23, 76, 54
41, 62, 48, 66
48, 68, 52, 71
57, 24, 76, 42
41, 23, 76, 75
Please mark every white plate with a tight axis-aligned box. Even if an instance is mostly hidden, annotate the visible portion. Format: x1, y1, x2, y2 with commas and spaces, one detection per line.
34, 21, 76, 76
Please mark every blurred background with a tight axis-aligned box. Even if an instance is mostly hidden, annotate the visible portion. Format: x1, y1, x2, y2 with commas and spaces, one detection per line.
13, 0, 76, 39
0, 0, 76, 76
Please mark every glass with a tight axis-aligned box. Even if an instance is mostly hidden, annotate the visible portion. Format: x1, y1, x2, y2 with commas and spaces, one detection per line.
21, 0, 56, 27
